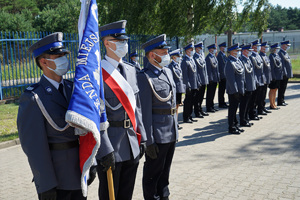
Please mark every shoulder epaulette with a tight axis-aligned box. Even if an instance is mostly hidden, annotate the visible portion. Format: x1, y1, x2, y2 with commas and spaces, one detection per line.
24, 83, 40, 93
140, 68, 148, 73
64, 79, 73, 84
123, 61, 134, 67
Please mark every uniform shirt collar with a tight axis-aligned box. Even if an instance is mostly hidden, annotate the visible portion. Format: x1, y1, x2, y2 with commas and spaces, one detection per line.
105, 55, 123, 69
152, 64, 163, 72
43, 74, 63, 90
242, 55, 249, 60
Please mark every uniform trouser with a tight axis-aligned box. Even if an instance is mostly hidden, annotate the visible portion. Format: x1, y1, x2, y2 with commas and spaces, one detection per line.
262, 84, 268, 108
228, 94, 240, 129
256, 85, 265, 112
183, 89, 197, 120
97, 157, 139, 200
278, 76, 289, 104
218, 78, 226, 105
248, 88, 259, 118
239, 91, 252, 124
143, 142, 176, 200
197, 85, 207, 113
206, 82, 218, 110
38, 189, 86, 200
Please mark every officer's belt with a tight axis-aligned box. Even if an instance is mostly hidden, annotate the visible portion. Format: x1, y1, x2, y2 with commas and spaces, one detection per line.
49, 140, 79, 150
152, 108, 176, 115
109, 119, 132, 129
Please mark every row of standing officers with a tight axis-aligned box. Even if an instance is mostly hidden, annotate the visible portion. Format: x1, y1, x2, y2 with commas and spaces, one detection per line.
17, 18, 293, 200
164, 39, 292, 134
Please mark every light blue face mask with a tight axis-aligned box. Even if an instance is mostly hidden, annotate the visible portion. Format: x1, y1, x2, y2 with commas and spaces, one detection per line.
47, 55, 70, 76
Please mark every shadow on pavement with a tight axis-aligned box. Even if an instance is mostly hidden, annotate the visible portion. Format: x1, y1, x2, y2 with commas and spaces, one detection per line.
234, 132, 300, 163
176, 118, 229, 147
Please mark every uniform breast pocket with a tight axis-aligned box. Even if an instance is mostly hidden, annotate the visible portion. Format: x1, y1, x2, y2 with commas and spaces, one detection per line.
153, 82, 170, 98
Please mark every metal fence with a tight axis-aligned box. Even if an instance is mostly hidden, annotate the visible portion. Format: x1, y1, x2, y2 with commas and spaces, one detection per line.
0, 31, 179, 100
194, 30, 300, 55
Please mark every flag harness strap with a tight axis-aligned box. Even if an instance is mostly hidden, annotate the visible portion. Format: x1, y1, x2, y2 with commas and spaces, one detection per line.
32, 91, 70, 132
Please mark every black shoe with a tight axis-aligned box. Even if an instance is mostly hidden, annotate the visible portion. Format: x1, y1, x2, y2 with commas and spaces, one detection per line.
277, 103, 286, 106
258, 110, 267, 115
161, 197, 169, 200
200, 111, 209, 116
213, 108, 219, 111
183, 119, 193, 123
263, 108, 272, 113
195, 114, 204, 118
270, 107, 280, 110
219, 104, 228, 108
240, 122, 251, 127
229, 128, 241, 134
250, 116, 260, 120
236, 126, 245, 132
178, 126, 183, 130
206, 108, 215, 113
189, 117, 198, 122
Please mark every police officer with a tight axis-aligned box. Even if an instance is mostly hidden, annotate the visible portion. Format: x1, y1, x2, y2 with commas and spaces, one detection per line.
181, 42, 200, 123
129, 50, 142, 73
168, 49, 185, 129
225, 43, 245, 134
138, 34, 178, 200
239, 44, 256, 127
217, 42, 229, 108
278, 40, 293, 106
96, 20, 147, 200
193, 41, 209, 117
17, 32, 87, 200
269, 43, 283, 110
206, 43, 220, 112
249, 39, 265, 119
259, 42, 272, 113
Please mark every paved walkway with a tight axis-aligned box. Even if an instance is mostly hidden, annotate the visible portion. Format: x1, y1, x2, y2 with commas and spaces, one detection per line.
1, 83, 300, 200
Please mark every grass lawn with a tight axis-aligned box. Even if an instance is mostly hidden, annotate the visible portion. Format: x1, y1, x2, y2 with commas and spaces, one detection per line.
292, 57, 300, 74
0, 103, 19, 142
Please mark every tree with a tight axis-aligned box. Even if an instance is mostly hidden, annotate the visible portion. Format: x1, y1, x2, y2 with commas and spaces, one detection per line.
0, 9, 35, 32
211, 0, 270, 46
33, 0, 81, 33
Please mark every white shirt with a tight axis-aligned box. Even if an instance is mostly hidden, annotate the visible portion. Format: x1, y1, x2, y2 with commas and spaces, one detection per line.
43, 74, 64, 90
105, 55, 123, 69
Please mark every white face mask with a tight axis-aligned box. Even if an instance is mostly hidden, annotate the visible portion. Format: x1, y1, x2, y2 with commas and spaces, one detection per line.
265, 47, 270, 53
108, 40, 128, 58
286, 46, 290, 51
275, 49, 280, 54
47, 55, 70, 76
132, 56, 139, 62
154, 52, 171, 67
189, 50, 195, 57
175, 56, 181, 63
247, 50, 252, 57
237, 51, 241, 57
256, 46, 261, 52
224, 47, 227, 52
213, 49, 217, 54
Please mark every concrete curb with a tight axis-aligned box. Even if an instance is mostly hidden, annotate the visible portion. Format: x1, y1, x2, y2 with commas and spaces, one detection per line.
0, 139, 20, 149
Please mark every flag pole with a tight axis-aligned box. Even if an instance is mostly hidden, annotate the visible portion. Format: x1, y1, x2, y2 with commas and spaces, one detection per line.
107, 167, 115, 200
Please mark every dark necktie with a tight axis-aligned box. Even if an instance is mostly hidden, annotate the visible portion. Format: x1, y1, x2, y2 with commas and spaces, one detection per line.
58, 83, 65, 99
118, 63, 125, 77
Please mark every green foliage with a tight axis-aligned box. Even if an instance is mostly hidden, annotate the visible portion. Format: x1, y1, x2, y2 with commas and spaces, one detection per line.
268, 5, 300, 31
33, 0, 81, 33
0, 9, 35, 32
0, 0, 39, 15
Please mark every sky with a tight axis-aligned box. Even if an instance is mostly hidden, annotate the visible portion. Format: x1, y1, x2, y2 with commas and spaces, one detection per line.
269, 0, 300, 8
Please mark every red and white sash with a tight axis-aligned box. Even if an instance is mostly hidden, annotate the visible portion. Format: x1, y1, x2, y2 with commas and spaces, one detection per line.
101, 59, 141, 144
